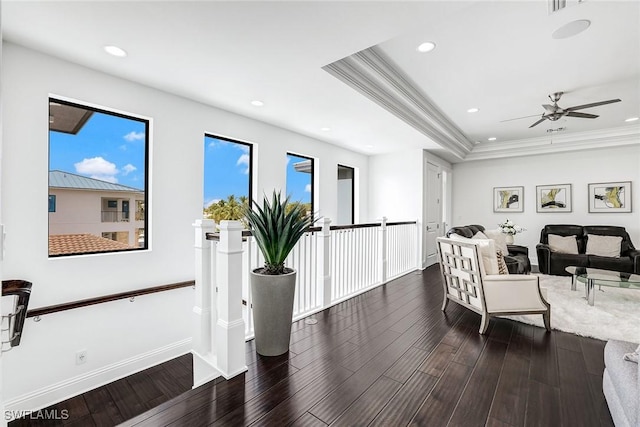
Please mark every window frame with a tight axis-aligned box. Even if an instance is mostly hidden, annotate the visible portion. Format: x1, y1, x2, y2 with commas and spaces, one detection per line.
337, 164, 355, 224
48, 97, 150, 257
286, 152, 315, 221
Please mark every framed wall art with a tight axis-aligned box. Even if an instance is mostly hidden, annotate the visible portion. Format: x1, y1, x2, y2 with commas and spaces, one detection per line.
493, 186, 524, 212
536, 184, 572, 213
588, 181, 632, 213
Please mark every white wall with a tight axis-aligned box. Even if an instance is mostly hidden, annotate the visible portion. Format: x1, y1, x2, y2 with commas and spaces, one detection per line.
1, 42, 369, 411
452, 144, 640, 265
368, 149, 423, 223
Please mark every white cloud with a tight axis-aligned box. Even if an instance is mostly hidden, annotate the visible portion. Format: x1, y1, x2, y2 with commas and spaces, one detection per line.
123, 131, 145, 142
305, 184, 311, 193
204, 198, 221, 208
75, 157, 119, 183
236, 153, 250, 175
119, 145, 127, 151
122, 164, 137, 176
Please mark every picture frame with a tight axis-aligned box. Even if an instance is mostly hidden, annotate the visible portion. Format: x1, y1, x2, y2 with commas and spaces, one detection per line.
493, 186, 524, 212
536, 184, 572, 213
588, 181, 632, 213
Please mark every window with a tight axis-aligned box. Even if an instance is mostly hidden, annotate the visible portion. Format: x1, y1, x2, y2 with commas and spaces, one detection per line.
203, 135, 252, 223
286, 153, 314, 219
48, 195, 56, 213
337, 165, 355, 224
48, 98, 149, 256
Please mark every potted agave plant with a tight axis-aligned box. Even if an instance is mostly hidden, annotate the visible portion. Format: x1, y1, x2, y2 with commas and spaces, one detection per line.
244, 191, 314, 356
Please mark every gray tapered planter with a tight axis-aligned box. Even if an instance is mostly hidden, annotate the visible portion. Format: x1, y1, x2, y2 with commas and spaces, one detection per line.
250, 268, 296, 356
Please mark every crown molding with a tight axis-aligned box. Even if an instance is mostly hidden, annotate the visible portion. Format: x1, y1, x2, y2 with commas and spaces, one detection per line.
323, 47, 474, 160
465, 125, 640, 161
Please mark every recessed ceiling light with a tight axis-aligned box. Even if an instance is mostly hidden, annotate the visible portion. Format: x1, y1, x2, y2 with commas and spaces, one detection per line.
625, 117, 639, 122
467, 108, 479, 113
250, 100, 264, 107
416, 42, 436, 53
320, 127, 331, 131
488, 137, 497, 141
103, 45, 127, 57
552, 20, 591, 39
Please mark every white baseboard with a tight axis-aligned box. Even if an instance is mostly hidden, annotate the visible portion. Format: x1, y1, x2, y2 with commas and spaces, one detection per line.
4, 338, 192, 419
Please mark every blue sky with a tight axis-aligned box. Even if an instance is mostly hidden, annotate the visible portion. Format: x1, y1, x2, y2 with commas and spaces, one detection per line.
49, 110, 146, 190
204, 136, 311, 208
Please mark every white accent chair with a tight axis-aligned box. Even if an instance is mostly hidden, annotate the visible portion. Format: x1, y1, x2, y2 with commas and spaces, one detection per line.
436, 237, 551, 334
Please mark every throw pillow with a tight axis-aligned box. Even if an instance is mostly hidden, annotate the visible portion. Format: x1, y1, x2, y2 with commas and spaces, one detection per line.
472, 231, 489, 240
448, 234, 499, 275
483, 229, 509, 255
496, 250, 509, 275
548, 234, 579, 254
585, 234, 622, 258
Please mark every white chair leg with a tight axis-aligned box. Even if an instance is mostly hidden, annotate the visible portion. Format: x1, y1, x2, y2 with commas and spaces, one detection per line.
441, 294, 449, 312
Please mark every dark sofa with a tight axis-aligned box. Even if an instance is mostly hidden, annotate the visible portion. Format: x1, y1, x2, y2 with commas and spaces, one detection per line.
536, 224, 640, 276
446, 224, 531, 274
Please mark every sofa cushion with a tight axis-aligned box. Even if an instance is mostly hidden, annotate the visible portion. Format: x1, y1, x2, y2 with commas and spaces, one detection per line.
548, 234, 579, 254
604, 340, 639, 427
586, 234, 622, 257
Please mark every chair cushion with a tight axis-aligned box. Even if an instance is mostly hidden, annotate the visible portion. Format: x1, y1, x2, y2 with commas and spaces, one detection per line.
548, 234, 579, 254
604, 340, 639, 426
449, 234, 499, 275
483, 229, 509, 255
586, 234, 622, 257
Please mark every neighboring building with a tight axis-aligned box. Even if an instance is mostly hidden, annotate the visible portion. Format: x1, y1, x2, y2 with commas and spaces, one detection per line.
48, 170, 145, 255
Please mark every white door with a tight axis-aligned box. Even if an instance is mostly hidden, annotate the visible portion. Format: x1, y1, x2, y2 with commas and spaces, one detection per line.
425, 162, 442, 267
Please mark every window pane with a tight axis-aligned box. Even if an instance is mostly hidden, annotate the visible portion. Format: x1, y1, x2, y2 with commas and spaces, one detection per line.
203, 135, 252, 223
48, 98, 148, 256
286, 153, 313, 218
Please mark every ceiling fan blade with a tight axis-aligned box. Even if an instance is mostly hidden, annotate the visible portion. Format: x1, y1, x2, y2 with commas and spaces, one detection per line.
542, 104, 557, 113
529, 117, 547, 128
565, 111, 599, 119
566, 99, 621, 111
500, 114, 541, 123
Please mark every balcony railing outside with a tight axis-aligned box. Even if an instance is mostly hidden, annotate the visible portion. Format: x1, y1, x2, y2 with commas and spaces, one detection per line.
101, 211, 130, 222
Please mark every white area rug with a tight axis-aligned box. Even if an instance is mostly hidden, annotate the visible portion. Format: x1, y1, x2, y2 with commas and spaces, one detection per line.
504, 274, 640, 343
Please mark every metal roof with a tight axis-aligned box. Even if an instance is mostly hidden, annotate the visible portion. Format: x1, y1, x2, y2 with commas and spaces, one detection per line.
49, 170, 143, 193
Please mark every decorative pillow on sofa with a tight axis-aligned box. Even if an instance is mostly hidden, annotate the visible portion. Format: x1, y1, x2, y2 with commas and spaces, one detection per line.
483, 229, 509, 255
496, 250, 509, 275
586, 234, 622, 258
449, 234, 499, 275
472, 231, 489, 240
548, 234, 579, 254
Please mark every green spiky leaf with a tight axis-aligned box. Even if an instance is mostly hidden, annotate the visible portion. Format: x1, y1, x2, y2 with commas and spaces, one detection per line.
244, 191, 315, 275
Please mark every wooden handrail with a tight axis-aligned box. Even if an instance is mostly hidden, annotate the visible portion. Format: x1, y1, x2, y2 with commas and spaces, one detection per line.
26, 280, 194, 318
205, 221, 417, 240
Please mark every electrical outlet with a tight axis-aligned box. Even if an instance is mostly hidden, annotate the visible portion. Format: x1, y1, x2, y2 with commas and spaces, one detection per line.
76, 350, 88, 365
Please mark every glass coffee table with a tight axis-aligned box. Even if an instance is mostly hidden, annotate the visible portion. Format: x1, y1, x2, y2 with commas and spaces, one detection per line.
565, 266, 640, 306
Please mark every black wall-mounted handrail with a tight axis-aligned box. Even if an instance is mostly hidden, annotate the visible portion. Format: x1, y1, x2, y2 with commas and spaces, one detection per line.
25, 280, 194, 319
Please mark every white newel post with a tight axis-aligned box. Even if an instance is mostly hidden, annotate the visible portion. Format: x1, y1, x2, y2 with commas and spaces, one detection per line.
379, 217, 388, 284
216, 221, 248, 379
317, 218, 332, 308
192, 219, 219, 388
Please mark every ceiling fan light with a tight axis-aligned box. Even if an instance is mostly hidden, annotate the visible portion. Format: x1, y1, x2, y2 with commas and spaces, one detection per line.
488, 137, 497, 141
625, 117, 639, 122
467, 108, 479, 113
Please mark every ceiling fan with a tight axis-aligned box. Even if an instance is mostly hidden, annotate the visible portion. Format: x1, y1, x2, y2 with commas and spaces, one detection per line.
503, 92, 621, 128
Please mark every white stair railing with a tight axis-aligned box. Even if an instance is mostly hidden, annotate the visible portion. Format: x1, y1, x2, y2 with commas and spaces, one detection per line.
192, 217, 419, 385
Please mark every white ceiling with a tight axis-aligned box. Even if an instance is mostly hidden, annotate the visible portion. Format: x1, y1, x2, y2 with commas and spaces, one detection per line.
3, 1, 639, 162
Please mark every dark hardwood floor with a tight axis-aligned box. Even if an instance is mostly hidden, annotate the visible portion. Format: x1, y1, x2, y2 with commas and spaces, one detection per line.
12, 265, 614, 426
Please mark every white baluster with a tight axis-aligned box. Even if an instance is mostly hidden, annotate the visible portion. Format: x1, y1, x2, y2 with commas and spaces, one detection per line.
317, 218, 332, 308
379, 217, 388, 284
